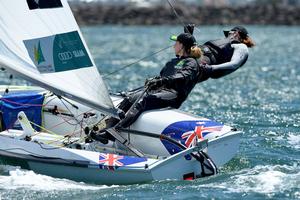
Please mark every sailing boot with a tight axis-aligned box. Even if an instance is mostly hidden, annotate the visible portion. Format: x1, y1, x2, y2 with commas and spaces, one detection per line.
116, 103, 143, 129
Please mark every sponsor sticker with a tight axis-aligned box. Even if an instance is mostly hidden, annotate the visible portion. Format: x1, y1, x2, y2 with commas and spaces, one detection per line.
24, 31, 93, 73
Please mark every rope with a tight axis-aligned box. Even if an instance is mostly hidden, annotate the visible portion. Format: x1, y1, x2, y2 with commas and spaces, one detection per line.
28, 120, 84, 146
103, 45, 172, 78
28, 120, 61, 137
47, 108, 94, 130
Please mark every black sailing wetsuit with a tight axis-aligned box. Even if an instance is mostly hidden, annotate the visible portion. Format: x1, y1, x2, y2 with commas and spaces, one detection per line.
116, 56, 210, 128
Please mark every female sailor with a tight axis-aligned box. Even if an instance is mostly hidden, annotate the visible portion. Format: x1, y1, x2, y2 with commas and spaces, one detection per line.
93, 27, 254, 142
92, 33, 206, 142
185, 25, 255, 79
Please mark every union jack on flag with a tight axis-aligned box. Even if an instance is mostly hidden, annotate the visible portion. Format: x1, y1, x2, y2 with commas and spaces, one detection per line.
99, 153, 124, 170
181, 125, 222, 148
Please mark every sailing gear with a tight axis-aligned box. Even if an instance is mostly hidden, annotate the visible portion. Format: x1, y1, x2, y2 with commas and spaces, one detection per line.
210, 43, 248, 79
197, 25, 250, 79
146, 77, 166, 90
184, 24, 195, 35
223, 26, 249, 39
202, 37, 240, 65
170, 33, 197, 49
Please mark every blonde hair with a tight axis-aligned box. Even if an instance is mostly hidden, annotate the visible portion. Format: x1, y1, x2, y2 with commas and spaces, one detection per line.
242, 36, 255, 48
190, 46, 202, 59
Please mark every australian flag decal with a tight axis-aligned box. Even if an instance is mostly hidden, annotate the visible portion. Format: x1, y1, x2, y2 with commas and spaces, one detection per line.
161, 120, 223, 155
27, 0, 63, 10
98, 153, 147, 171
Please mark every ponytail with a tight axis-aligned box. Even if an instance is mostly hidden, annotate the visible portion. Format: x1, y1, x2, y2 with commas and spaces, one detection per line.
242, 36, 255, 48
190, 46, 202, 59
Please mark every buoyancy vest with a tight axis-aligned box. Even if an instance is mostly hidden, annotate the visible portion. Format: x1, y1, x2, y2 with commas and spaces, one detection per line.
203, 38, 240, 65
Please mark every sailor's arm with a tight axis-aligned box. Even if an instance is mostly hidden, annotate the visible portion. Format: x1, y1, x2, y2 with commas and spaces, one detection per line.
147, 58, 199, 89
210, 43, 249, 79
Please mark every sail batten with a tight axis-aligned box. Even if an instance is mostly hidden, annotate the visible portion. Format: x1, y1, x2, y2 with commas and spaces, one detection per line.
0, 0, 118, 117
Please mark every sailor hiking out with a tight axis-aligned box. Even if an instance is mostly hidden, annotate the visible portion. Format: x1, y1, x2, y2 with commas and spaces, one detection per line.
93, 33, 206, 141
93, 26, 255, 143
186, 25, 255, 79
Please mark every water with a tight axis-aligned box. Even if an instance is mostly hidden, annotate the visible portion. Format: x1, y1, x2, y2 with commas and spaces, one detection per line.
0, 25, 299, 199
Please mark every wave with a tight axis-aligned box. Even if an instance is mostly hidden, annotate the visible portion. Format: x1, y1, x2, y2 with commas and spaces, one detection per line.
0, 166, 116, 191
287, 133, 300, 150
195, 165, 300, 198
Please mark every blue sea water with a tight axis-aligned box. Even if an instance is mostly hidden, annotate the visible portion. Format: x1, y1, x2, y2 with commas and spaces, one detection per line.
0, 25, 299, 200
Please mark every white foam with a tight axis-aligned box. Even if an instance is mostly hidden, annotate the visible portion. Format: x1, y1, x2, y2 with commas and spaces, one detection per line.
230, 169, 285, 194
287, 133, 300, 149
295, 191, 300, 199
0, 168, 115, 191
195, 165, 300, 197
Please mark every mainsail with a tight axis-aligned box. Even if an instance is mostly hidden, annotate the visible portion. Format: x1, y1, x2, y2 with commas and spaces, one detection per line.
0, 0, 118, 117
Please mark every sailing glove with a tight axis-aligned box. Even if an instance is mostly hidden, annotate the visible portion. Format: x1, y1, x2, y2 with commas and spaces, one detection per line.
184, 24, 195, 35
146, 77, 166, 90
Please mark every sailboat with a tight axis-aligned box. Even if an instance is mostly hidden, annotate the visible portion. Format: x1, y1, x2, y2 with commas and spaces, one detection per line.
0, 0, 241, 185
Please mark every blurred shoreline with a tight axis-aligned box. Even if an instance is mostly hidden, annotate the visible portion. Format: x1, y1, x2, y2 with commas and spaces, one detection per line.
70, 2, 300, 26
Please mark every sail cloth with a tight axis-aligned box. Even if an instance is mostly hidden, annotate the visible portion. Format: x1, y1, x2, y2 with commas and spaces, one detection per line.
0, 0, 118, 118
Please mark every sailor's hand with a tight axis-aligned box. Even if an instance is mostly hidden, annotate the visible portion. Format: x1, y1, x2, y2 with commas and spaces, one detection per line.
146, 78, 165, 90
184, 24, 195, 35
144, 78, 152, 86
145, 76, 159, 86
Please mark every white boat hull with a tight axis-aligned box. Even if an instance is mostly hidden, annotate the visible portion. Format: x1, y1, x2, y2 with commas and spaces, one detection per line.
0, 129, 240, 184
0, 86, 242, 184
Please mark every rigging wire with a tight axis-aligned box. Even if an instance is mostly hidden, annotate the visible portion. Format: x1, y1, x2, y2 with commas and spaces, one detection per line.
103, 0, 202, 78
166, 0, 186, 27
166, 0, 201, 34
102, 0, 188, 78
102, 45, 172, 78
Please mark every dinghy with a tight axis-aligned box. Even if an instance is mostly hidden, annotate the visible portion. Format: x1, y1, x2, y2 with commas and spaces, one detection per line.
0, 0, 241, 184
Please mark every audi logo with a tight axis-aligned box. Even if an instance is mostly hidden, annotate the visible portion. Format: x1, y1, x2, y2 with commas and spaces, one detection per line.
58, 51, 73, 61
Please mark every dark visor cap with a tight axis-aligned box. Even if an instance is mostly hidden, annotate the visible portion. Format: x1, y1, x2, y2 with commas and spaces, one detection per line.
170, 33, 197, 48
223, 26, 249, 38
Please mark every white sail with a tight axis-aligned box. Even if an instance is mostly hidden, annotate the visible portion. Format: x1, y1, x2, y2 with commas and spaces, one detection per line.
0, 0, 118, 117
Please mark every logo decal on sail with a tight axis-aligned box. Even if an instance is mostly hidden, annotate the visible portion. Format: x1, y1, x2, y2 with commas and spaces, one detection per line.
33, 41, 45, 65
24, 31, 93, 73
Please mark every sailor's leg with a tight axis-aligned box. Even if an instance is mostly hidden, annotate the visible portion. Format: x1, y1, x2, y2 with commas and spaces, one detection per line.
91, 90, 144, 143
98, 90, 143, 129
117, 89, 178, 128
